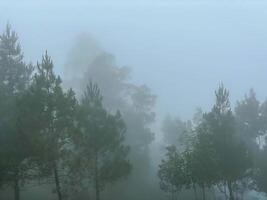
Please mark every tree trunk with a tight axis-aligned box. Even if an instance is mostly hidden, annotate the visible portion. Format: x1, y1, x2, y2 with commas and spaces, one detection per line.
54, 163, 62, 200
224, 182, 228, 200
95, 152, 100, 200
212, 186, 216, 200
240, 190, 244, 200
201, 183, 206, 200
14, 177, 20, 200
193, 183, 198, 200
227, 180, 234, 200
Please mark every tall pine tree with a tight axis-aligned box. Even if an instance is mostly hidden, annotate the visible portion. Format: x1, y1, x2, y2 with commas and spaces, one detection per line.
75, 82, 131, 200
0, 24, 33, 200
26, 52, 77, 200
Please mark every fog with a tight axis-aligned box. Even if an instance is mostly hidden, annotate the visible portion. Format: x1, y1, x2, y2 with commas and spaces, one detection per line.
2, 0, 267, 119
1, 0, 267, 200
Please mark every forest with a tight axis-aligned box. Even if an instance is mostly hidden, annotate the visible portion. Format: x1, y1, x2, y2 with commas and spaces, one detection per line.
0, 21, 267, 200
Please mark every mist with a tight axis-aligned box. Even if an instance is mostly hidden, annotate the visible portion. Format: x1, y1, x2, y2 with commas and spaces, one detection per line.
2, 0, 267, 119
1, 0, 267, 200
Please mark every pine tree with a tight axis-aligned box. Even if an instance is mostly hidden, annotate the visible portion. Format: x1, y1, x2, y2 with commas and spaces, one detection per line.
235, 89, 263, 149
75, 82, 131, 200
205, 84, 251, 200
0, 24, 33, 200
26, 52, 77, 200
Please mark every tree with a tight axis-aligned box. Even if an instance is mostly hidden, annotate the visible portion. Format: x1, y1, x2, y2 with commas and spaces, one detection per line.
159, 119, 217, 200
26, 52, 77, 200
0, 24, 33, 200
64, 37, 156, 200
188, 121, 219, 200
74, 82, 131, 200
0, 24, 32, 94
158, 146, 188, 200
235, 89, 263, 151
254, 142, 267, 195
234, 89, 267, 197
158, 85, 252, 200
204, 84, 252, 200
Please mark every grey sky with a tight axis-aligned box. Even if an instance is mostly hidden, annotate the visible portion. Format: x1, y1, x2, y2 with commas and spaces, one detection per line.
1, 0, 267, 120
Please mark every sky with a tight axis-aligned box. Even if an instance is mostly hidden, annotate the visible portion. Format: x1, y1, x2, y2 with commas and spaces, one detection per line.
1, 0, 267, 120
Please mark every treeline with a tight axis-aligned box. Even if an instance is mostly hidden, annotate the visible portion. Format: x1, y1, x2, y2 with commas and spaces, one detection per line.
159, 86, 267, 199
0, 24, 132, 200
2, 23, 267, 200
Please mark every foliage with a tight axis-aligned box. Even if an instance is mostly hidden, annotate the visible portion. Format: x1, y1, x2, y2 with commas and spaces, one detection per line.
0, 24, 33, 200
74, 82, 131, 200
24, 52, 77, 200
158, 84, 252, 200
64, 37, 156, 200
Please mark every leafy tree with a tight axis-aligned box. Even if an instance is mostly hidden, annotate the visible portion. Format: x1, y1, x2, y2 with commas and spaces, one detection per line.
234, 89, 267, 197
158, 146, 188, 199
64, 38, 156, 200
25, 52, 77, 200
254, 142, 267, 195
188, 120, 219, 200
235, 89, 264, 151
74, 82, 131, 200
159, 85, 252, 200
204, 84, 251, 200
0, 24, 32, 94
159, 119, 217, 200
0, 24, 33, 200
